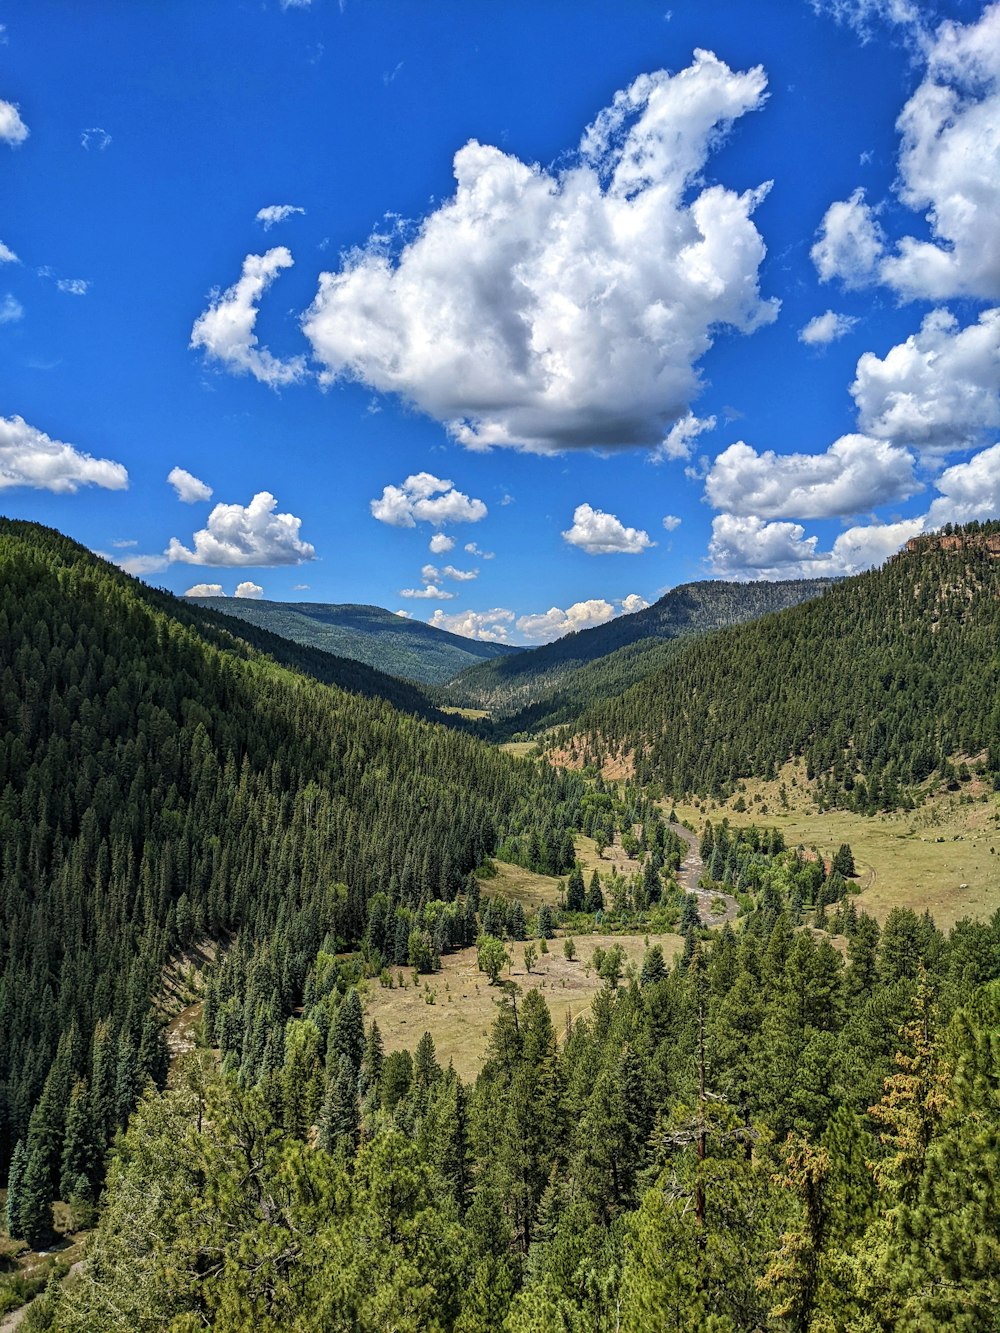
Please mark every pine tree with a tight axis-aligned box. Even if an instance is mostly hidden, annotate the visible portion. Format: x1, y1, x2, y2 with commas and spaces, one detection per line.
5, 1139, 26, 1238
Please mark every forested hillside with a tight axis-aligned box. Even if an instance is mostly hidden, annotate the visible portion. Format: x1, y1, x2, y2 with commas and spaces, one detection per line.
0, 519, 584, 1241
560, 523, 1000, 811
33, 821, 1000, 1330
443, 579, 834, 727
189, 596, 519, 685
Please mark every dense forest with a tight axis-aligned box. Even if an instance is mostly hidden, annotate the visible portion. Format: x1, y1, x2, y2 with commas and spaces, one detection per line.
22, 821, 1000, 1330
442, 579, 834, 723
558, 523, 1000, 811
189, 597, 518, 686
6, 517, 1000, 1330
0, 519, 584, 1242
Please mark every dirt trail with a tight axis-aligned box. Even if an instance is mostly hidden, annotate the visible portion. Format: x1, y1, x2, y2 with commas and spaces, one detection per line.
673, 824, 739, 925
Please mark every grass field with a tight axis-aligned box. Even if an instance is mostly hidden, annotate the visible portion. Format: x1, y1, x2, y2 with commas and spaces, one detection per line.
362, 932, 682, 1081
667, 763, 1000, 931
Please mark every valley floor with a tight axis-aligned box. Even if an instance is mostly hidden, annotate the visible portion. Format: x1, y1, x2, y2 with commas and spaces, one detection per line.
670, 762, 1000, 931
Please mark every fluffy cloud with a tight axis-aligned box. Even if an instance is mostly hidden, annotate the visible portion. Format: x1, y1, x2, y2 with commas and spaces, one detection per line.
234, 581, 264, 599
0, 414, 128, 493
428, 608, 515, 641
656, 412, 717, 461
464, 541, 494, 559
56, 278, 89, 296
851, 307, 1000, 453
811, 189, 884, 288
168, 466, 213, 503
422, 562, 478, 583
370, 472, 487, 527
707, 512, 925, 579
815, 5, 1000, 302
0, 294, 23, 323
620, 593, 650, 614
705, 435, 919, 519
183, 583, 224, 597
562, 503, 655, 555
190, 248, 306, 387
662, 514, 682, 531
0, 100, 28, 146
799, 310, 859, 345
0, 242, 18, 264
302, 51, 777, 453
429, 532, 454, 554
926, 442, 1000, 526
256, 204, 306, 229
400, 583, 455, 599
882, 3, 1000, 301
166, 491, 315, 566
517, 599, 617, 641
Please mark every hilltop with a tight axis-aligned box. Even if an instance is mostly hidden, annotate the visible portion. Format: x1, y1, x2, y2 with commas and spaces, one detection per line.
188, 597, 519, 685
558, 522, 1000, 811
443, 578, 835, 733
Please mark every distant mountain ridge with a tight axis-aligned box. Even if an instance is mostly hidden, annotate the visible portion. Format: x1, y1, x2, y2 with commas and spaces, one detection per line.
188, 598, 519, 685
443, 578, 836, 731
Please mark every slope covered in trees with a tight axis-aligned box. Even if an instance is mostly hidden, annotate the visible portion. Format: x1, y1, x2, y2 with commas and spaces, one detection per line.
0, 518, 585, 1241
188, 596, 520, 684
442, 579, 834, 728
32, 822, 1000, 1330
560, 524, 1000, 811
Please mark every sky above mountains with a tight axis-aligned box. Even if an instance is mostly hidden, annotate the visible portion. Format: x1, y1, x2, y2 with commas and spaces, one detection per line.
1, 0, 998, 643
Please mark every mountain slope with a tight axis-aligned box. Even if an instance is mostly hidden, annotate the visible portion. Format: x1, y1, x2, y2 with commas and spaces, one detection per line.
0, 519, 582, 1224
189, 597, 519, 685
444, 578, 835, 727
560, 524, 1000, 810
176, 600, 442, 721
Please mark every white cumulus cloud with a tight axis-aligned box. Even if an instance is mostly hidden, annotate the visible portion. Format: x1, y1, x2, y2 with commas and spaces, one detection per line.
166, 491, 315, 566
190, 248, 306, 387
428, 608, 515, 641
0, 100, 28, 146
168, 466, 213, 503
56, 278, 89, 296
662, 514, 682, 531
302, 50, 777, 453
400, 583, 455, 600
656, 412, 717, 461
0, 294, 23, 323
562, 503, 655, 554
0, 414, 128, 493
256, 204, 306, 229
851, 307, 1000, 454
815, 5, 1000, 302
370, 472, 487, 527
517, 599, 618, 642
234, 581, 264, 599
926, 442, 1000, 526
429, 532, 455, 554
811, 189, 884, 288
0, 242, 18, 264
464, 541, 494, 559
708, 512, 925, 579
799, 310, 859, 345
183, 583, 224, 597
705, 435, 920, 519
620, 593, 650, 614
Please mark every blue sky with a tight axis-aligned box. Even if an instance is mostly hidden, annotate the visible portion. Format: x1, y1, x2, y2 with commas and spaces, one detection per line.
2, 0, 999, 643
